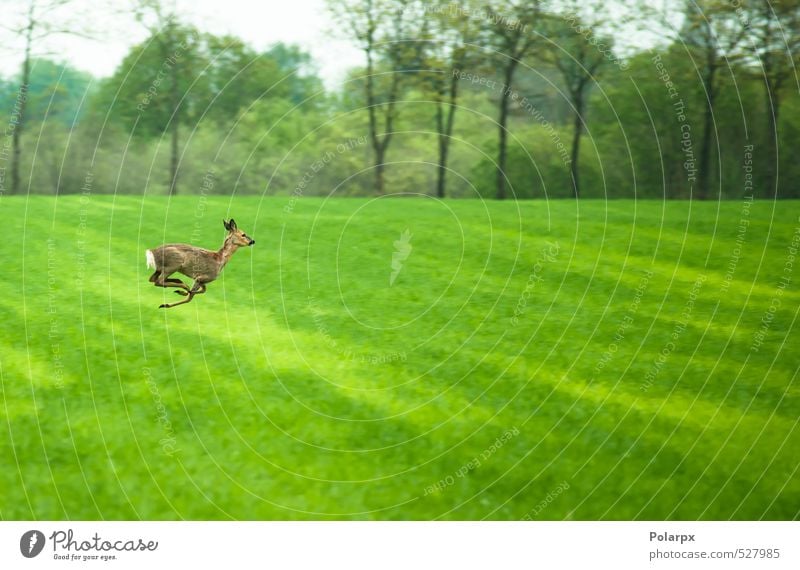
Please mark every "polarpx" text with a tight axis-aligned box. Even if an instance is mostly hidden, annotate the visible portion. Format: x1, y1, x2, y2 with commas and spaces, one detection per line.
650, 531, 696, 544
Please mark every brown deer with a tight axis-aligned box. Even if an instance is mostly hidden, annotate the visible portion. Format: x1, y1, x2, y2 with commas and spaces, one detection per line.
145, 219, 255, 309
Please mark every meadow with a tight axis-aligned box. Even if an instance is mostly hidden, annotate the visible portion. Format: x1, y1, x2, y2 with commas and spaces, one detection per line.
0, 195, 798, 520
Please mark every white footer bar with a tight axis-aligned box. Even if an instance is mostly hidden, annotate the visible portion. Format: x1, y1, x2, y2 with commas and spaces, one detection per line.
1, 522, 797, 569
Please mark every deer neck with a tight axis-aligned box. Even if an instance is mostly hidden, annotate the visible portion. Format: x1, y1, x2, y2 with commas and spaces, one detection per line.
218, 238, 240, 269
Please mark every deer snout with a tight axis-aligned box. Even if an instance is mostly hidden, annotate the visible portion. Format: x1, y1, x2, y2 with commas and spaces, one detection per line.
248, 239, 255, 245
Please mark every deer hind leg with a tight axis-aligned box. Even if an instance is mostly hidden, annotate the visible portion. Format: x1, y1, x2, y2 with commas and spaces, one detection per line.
152, 270, 191, 293
160, 281, 206, 309
152, 270, 193, 308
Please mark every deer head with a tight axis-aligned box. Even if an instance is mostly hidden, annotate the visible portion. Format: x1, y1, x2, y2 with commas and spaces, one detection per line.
223, 219, 255, 246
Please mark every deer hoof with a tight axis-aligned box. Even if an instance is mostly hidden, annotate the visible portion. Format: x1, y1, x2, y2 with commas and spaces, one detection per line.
174, 290, 189, 296
159, 304, 169, 309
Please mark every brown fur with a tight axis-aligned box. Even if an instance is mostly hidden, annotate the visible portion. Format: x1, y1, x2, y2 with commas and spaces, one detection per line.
146, 219, 254, 309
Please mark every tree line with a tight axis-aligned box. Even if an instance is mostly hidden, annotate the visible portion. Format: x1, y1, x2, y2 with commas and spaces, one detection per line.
1, 0, 798, 200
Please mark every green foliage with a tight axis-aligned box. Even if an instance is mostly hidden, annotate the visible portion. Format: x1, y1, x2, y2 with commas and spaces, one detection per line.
264, 43, 324, 105
469, 124, 577, 199
90, 30, 322, 137
590, 49, 706, 199
92, 23, 206, 137
3, 3, 800, 199
0, 59, 93, 126
1, 196, 797, 519
198, 35, 286, 124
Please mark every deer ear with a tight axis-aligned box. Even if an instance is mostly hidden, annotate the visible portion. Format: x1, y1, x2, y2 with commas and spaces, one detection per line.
223, 219, 231, 231
229, 219, 237, 230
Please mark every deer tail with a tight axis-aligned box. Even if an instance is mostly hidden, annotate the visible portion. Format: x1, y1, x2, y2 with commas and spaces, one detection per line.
145, 249, 156, 270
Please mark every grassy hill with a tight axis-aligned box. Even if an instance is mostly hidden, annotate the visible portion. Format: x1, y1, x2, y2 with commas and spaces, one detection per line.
0, 195, 797, 520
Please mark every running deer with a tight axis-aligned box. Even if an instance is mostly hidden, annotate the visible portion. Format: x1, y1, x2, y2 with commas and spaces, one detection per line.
145, 219, 255, 309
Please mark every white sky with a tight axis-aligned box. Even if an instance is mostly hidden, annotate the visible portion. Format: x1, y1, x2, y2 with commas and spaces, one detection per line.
0, 0, 667, 89
0, 0, 364, 88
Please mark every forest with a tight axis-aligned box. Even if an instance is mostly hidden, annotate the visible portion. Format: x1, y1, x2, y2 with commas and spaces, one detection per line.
1, 0, 798, 200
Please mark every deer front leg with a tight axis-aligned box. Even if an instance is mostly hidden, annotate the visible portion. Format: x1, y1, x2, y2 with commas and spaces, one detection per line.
174, 282, 207, 296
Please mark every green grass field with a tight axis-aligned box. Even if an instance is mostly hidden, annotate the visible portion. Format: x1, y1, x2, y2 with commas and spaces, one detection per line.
1, 195, 798, 520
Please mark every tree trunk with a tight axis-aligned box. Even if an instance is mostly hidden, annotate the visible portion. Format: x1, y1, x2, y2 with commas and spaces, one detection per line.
377, 71, 399, 195
758, 12, 779, 199
435, 96, 446, 198
435, 72, 460, 199
10, 28, 33, 196
496, 63, 516, 200
772, 98, 780, 196
374, 143, 385, 195
697, 103, 713, 201
168, 37, 180, 196
569, 89, 584, 199
169, 119, 179, 195
364, 44, 386, 195
697, 66, 717, 201
436, 135, 450, 199
764, 81, 779, 198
